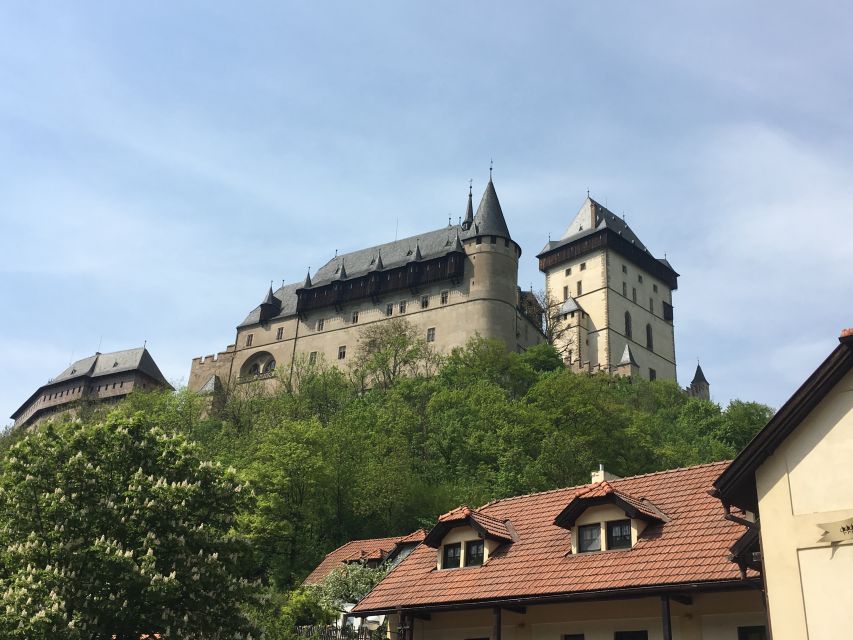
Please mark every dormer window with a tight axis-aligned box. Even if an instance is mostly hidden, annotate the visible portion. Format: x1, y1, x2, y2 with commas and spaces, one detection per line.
442, 543, 461, 569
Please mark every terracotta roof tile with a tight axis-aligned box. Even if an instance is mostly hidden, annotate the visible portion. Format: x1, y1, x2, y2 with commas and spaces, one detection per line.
354, 462, 747, 613
304, 530, 424, 584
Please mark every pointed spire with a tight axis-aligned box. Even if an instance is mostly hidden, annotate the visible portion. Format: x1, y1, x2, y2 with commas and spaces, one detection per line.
338, 258, 347, 280
452, 228, 464, 252
371, 249, 384, 271
414, 239, 423, 261
474, 176, 511, 239
303, 269, 312, 288
263, 284, 277, 305
618, 344, 639, 366
461, 181, 474, 231
691, 363, 709, 386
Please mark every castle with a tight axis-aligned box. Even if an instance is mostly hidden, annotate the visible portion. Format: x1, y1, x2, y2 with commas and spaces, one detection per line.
189, 178, 708, 398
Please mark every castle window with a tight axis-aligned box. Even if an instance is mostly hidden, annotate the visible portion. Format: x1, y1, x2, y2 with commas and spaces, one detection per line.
317, 318, 325, 331
399, 300, 407, 313
653, 284, 658, 293
386, 303, 393, 317
504, 238, 510, 247
563, 286, 569, 301
426, 327, 436, 342
276, 327, 284, 340
576, 281, 582, 296
649, 368, 657, 381
442, 543, 461, 569
565, 267, 571, 276
646, 324, 653, 350
632, 287, 637, 302
338, 346, 347, 360
465, 540, 484, 567
421, 295, 429, 309
622, 264, 627, 274
440, 290, 449, 305
264, 360, 276, 373
249, 363, 260, 375
351, 311, 359, 323
476, 236, 482, 245
663, 301, 674, 322
490, 236, 497, 244
246, 334, 254, 347
638, 274, 643, 283
567, 350, 573, 364
622, 282, 627, 297
649, 298, 654, 314
578, 524, 601, 552
580, 262, 586, 271
625, 311, 633, 339
606, 519, 631, 550
309, 351, 317, 365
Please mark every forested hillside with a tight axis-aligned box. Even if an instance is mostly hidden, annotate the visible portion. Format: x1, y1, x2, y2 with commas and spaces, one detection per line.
59, 324, 773, 591
0, 322, 772, 637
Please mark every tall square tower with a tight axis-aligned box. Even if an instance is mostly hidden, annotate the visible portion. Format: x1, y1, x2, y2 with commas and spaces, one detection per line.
538, 197, 678, 381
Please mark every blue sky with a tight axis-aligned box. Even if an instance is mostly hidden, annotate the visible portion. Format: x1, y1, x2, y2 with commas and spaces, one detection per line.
2, 1, 851, 422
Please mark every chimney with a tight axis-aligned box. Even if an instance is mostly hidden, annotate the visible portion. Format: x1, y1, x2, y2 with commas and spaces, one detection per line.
591, 464, 622, 484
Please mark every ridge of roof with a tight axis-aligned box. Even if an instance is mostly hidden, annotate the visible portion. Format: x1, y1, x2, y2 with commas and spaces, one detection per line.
482, 461, 732, 510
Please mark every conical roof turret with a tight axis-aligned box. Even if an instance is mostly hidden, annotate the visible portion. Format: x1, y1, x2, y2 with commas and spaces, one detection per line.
474, 178, 511, 239
371, 249, 384, 271
619, 343, 639, 366
691, 363, 709, 386
414, 240, 423, 261
262, 285, 277, 306
461, 184, 474, 231
451, 228, 464, 253
303, 270, 312, 288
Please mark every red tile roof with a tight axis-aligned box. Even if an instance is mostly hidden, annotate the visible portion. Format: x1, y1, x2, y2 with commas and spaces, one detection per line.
354, 462, 749, 613
555, 481, 667, 529
425, 506, 514, 548
304, 531, 426, 585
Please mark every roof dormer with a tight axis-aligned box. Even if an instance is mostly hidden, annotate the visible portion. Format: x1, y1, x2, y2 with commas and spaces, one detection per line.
554, 481, 667, 554
424, 506, 515, 570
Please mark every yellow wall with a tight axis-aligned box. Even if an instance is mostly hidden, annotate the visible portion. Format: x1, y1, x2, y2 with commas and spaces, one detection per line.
754, 367, 853, 639
388, 590, 764, 640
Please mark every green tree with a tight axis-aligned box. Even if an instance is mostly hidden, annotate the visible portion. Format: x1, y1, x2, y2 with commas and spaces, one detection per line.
0, 414, 259, 640
352, 318, 439, 390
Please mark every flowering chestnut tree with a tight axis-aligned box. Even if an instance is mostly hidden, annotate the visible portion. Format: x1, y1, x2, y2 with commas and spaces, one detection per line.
0, 413, 260, 639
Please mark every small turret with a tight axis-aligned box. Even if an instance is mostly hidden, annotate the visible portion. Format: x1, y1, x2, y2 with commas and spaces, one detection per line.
616, 344, 639, 378
333, 258, 348, 280
451, 228, 464, 253
473, 178, 511, 240
461, 184, 474, 231
303, 270, 312, 288
258, 285, 282, 323
686, 363, 710, 400
414, 240, 423, 261
372, 249, 384, 271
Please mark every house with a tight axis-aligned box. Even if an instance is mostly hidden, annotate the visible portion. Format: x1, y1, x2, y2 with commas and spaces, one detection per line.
713, 328, 853, 639
304, 530, 427, 585
352, 463, 766, 640
10, 347, 173, 429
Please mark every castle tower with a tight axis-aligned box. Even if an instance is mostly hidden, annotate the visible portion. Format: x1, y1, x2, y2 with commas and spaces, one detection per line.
538, 197, 678, 381
686, 363, 710, 400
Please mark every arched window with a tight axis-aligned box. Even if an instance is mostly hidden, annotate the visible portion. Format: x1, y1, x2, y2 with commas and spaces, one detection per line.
646, 324, 654, 351
249, 363, 260, 376
264, 359, 276, 373
625, 311, 632, 339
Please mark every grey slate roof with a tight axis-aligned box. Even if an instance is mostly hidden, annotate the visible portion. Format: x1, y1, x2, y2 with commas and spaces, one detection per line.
52, 347, 169, 386
691, 363, 709, 386
559, 297, 583, 315
619, 343, 639, 366
237, 180, 515, 328
538, 197, 652, 257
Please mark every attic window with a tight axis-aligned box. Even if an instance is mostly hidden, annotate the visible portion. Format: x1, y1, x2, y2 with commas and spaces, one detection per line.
442, 543, 461, 569
606, 519, 631, 549
464, 540, 484, 567
578, 524, 600, 552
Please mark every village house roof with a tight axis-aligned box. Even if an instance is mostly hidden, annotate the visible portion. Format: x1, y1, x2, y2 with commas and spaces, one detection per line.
353, 462, 751, 614
304, 530, 427, 585
238, 179, 514, 329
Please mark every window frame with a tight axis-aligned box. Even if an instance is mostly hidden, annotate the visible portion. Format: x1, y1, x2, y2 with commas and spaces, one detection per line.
577, 523, 601, 552
337, 345, 346, 360
440, 290, 449, 305
464, 539, 484, 567
442, 542, 461, 569
426, 327, 436, 343
399, 300, 407, 314
246, 333, 254, 347
421, 295, 429, 309
351, 310, 359, 323
276, 327, 284, 340
317, 318, 325, 331
386, 303, 394, 317
606, 519, 632, 550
